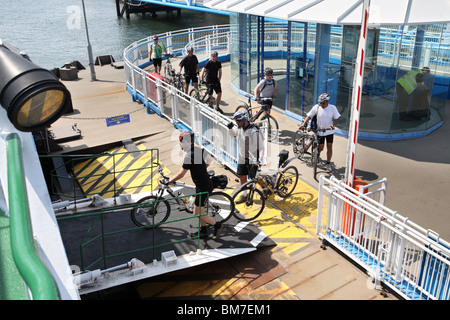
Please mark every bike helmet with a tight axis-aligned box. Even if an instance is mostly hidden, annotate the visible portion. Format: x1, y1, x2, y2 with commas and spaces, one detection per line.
211, 51, 218, 57
152, 34, 159, 40
264, 67, 273, 76
186, 46, 194, 53
179, 131, 194, 144
233, 109, 249, 121
318, 93, 330, 103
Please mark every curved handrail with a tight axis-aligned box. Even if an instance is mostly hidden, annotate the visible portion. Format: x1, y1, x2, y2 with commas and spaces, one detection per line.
6, 133, 60, 300
123, 24, 269, 170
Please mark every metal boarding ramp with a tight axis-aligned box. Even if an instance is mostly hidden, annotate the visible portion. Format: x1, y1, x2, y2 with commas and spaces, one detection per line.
50, 144, 275, 295
317, 175, 450, 300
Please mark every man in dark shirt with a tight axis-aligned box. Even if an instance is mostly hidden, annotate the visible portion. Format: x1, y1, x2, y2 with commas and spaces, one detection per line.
179, 46, 199, 93
168, 131, 224, 239
200, 51, 223, 113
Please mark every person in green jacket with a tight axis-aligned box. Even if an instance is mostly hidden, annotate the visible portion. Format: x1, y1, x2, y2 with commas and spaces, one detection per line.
396, 69, 422, 120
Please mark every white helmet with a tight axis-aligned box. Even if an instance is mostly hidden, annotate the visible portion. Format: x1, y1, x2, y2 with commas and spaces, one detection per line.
318, 93, 330, 103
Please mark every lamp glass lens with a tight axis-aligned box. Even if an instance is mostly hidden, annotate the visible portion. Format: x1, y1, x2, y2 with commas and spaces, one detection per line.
17, 89, 65, 127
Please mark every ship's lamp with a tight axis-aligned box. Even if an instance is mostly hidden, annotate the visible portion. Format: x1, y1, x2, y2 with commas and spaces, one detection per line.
0, 41, 72, 132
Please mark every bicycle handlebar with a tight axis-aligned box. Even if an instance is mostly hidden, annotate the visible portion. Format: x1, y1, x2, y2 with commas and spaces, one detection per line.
156, 164, 187, 187
316, 127, 332, 132
299, 127, 332, 133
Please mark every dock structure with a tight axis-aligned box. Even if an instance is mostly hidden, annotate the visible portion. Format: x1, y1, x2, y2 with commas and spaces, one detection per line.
116, 0, 181, 19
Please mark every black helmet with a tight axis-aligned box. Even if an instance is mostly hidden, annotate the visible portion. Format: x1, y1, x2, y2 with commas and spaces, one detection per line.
211, 51, 218, 57
264, 67, 273, 75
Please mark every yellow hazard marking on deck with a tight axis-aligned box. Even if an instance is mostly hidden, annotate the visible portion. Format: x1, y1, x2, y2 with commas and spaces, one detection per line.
73, 142, 162, 198
234, 179, 319, 252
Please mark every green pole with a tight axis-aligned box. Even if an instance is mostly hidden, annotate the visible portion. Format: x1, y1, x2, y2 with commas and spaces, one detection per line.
6, 133, 60, 300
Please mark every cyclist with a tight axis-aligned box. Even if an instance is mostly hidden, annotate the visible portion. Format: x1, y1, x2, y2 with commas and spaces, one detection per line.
200, 51, 223, 113
299, 93, 340, 172
253, 67, 278, 114
227, 110, 265, 203
167, 131, 224, 239
149, 34, 168, 74
179, 46, 199, 93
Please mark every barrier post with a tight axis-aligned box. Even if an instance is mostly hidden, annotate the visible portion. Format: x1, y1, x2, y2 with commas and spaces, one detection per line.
342, 177, 368, 242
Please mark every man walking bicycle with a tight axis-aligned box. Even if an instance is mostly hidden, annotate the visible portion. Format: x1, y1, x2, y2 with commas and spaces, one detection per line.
167, 131, 224, 239
200, 51, 223, 113
227, 110, 265, 203
299, 93, 340, 172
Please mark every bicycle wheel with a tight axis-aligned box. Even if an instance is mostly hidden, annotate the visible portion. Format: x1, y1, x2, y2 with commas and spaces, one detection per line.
293, 132, 312, 160
311, 143, 319, 178
189, 88, 207, 101
131, 196, 170, 228
293, 132, 306, 160
235, 104, 250, 117
233, 186, 265, 221
276, 166, 299, 198
266, 114, 279, 141
206, 191, 235, 223
175, 80, 185, 93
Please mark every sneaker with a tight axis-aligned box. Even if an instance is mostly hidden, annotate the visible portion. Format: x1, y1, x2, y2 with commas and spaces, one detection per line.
326, 163, 332, 172
235, 194, 247, 204
190, 228, 208, 239
215, 106, 224, 114
212, 222, 224, 239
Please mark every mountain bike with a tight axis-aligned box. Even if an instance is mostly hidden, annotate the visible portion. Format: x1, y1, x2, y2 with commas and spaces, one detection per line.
189, 80, 208, 103
131, 164, 234, 228
292, 127, 331, 179
189, 81, 222, 113
232, 150, 298, 221
163, 54, 185, 92
235, 94, 279, 141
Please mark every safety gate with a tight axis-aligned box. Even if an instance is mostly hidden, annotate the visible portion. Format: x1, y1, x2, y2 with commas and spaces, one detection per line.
317, 175, 450, 300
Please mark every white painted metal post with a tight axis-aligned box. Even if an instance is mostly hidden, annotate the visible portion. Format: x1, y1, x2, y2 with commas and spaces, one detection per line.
344, 0, 370, 188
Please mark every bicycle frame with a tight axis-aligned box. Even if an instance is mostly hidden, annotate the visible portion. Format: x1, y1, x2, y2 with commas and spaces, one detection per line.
163, 54, 176, 84
293, 127, 331, 180
154, 167, 191, 211
240, 94, 272, 120
238, 155, 296, 196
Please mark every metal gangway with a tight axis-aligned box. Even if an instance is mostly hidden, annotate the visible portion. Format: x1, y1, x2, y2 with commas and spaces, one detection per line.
123, 25, 269, 171
317, 175, 450, 300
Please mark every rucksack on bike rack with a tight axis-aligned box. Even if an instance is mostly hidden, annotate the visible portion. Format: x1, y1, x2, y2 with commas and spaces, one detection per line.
278, 150, 289, 167
211, 175, 228, 189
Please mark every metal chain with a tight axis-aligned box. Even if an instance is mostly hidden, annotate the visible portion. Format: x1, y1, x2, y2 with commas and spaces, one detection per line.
61, 105, 146, 121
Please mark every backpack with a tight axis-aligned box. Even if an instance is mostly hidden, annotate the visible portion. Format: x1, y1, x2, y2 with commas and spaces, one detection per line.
310, 115, 318, 132
260, 78, 276, 92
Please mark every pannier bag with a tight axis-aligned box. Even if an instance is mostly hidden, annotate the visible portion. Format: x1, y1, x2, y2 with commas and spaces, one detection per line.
211, 175, 228, 189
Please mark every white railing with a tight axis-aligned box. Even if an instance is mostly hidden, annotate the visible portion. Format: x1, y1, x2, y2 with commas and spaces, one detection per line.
317, 175, 450, 300
123, 25, 268, 170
